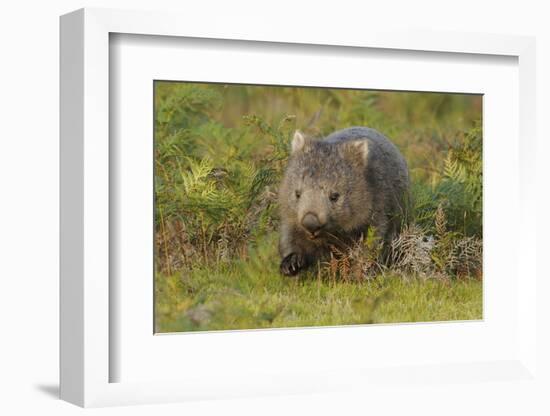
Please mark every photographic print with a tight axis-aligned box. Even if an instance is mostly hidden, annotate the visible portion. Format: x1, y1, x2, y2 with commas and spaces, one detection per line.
154, 81, 482, 333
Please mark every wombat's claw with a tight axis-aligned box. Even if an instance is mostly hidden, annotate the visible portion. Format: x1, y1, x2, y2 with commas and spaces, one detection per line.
280, 253, 304, 276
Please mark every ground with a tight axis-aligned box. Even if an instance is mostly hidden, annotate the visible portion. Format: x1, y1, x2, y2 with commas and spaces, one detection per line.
155, 235, 482, 332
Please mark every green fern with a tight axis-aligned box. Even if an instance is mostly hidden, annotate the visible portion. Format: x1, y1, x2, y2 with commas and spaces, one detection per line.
437, 122, 482, 236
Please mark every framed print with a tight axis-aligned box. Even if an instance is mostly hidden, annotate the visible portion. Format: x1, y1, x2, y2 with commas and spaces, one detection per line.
60, 8, 539, 408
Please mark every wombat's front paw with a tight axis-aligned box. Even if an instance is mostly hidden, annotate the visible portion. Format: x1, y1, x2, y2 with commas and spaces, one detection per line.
280, 253, 306, 276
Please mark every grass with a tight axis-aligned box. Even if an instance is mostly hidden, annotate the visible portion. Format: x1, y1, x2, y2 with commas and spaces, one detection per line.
154, 81, 483, 333
155, 234, 482, 332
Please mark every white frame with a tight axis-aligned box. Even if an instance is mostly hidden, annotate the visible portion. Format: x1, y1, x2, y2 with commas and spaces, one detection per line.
60, 8, 537, 407
112, 33, 520, 384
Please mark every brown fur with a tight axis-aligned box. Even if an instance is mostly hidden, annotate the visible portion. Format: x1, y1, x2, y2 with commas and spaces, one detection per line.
278, 127, 410, 276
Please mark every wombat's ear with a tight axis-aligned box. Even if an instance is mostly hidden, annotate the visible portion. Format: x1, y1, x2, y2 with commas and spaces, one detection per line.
291, 130, 309, 154
344, 140, 369, 165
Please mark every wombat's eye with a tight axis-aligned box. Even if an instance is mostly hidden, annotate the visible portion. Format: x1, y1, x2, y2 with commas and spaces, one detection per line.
295, 190, 301, 199
329, 192, 340, 202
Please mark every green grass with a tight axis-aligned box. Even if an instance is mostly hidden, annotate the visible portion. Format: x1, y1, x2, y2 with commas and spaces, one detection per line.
155, 235, 482, 332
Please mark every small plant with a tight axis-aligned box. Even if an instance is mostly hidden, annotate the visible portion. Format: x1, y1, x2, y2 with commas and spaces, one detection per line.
436, 122, 482, 236
320, 228, 385, 283
429, 203, 482, 279
390, 224, 435, 277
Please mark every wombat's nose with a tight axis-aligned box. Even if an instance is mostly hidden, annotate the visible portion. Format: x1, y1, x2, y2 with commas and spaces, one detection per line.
301, 213, 323, 234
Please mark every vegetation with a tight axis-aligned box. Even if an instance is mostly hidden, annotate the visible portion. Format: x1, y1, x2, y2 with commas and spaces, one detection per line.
154, 82, 483, 332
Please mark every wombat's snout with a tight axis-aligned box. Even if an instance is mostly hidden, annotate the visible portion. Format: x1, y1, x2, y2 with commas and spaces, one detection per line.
301, 212, 324, 236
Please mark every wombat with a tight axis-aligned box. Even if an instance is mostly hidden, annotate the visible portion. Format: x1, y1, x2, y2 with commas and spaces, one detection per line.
278, 126, 410, 276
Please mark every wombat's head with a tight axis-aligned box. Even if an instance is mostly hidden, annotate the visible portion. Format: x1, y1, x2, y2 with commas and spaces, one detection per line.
279, 131, 370, 240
